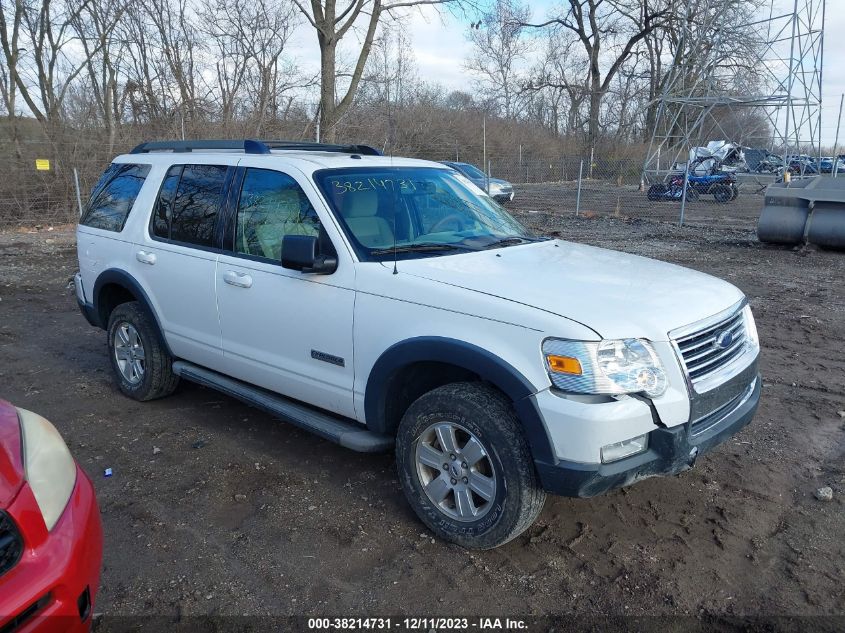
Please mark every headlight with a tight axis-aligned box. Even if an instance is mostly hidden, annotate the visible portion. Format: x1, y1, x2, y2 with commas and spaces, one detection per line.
543, 338, 668, 398
17, 409, 77, 531
742, 304, 759, 348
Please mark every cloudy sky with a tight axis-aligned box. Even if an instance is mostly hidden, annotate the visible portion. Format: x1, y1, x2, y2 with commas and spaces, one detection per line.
287, 0, 845, 146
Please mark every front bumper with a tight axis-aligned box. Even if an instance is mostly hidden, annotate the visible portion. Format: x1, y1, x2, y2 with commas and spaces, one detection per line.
492, 191, 514, 202
535, 375, 760, 497
0, 465, 103, 633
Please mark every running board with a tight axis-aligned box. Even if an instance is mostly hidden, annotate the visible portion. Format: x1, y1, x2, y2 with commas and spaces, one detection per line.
171, 361, 393, 453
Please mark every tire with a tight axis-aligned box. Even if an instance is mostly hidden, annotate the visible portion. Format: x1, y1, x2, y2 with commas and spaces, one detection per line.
712, 184, 732, 203
107, 301, 179, 401
395, 382, 546, 549
647, 184, 665, 201
729, 184, 739, 201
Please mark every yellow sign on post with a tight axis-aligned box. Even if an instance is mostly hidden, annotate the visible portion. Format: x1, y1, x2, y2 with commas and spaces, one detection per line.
35, 159, 50, 171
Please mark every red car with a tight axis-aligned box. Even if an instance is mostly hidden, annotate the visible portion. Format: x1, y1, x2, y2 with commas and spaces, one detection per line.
0, 400, 102, 632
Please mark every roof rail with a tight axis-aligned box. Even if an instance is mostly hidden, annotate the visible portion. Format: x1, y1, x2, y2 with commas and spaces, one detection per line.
129, 139, 383, 156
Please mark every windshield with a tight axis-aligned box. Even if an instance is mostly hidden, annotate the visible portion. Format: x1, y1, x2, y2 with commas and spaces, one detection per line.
454, 163, 487, 180
314, 166, 533, 261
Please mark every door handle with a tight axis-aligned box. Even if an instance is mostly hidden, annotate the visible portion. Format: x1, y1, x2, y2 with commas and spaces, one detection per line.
223, 270, 253, 288
136, 250, 156, 265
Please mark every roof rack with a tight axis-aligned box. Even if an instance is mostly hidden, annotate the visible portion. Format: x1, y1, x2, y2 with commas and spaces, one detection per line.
129, 139, 383, 156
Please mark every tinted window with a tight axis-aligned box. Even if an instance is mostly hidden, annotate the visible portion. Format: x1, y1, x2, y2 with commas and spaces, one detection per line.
235, 168, 321, 261
81, 163, 150, 232
169, 165, 227, 247
152, 166, 182, 239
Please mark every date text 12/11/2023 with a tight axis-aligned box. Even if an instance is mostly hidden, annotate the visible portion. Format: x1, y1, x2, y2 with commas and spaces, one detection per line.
307, 617, 528, 631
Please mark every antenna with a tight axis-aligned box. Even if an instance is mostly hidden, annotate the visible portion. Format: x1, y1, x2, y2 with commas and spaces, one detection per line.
388, 94, 399, 275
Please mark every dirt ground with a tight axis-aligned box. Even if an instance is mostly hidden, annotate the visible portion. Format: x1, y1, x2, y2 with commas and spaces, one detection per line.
0, 188, 843, 623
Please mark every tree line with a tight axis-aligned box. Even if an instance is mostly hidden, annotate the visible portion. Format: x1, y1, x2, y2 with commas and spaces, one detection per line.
1, 0, 771, 165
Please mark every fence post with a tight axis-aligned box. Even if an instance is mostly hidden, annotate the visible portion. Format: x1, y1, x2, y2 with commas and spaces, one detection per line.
679, 162, 690, 227
588, 147, 594, 179
575, 159, 584, 217
73, 168, 84, 217
487, 159, 491, 194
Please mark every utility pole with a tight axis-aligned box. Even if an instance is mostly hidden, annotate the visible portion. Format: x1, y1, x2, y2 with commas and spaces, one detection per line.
833, 93, 844, 178
482, 117, 487, 186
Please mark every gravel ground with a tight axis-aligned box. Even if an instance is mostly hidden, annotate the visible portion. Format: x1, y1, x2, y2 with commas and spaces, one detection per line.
0, 189, 843, 623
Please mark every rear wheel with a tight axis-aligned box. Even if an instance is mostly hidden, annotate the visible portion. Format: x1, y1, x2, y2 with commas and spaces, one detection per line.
396, 382, 546, 549
713, 184, 732, 203
107, 301, 179, 401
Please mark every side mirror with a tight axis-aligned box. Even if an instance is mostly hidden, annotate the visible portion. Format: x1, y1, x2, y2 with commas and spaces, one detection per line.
281, 234, 337, 274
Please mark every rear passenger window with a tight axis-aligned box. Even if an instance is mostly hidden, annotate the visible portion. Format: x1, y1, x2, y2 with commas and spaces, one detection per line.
151, 164, 227, 247
235, 168, 321, 261
152, 166, 182, 239
171, 165, 227, 247
81, 163, 150, 232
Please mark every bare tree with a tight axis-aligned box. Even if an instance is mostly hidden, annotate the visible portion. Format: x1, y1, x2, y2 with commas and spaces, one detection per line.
643, 0, 767, 144
1, 0, 106, 129
141, 0, 200, 124
70, 0, 128, 150
0, 0, 25, 155
524, 28, 589, 136
464, 0, 529, 120
524, 0, 669, 147
293, 0, 462, 142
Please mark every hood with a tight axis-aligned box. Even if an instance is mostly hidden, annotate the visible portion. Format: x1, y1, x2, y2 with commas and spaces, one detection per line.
488, 177, 511, 187
396, 240, 744, 341
0, 401, 25, 508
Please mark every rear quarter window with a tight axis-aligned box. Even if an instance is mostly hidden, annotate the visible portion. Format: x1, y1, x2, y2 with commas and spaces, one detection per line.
80, 163, 151, 232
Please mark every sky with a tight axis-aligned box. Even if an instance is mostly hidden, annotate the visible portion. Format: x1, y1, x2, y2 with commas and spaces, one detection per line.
285, 0, 845, 147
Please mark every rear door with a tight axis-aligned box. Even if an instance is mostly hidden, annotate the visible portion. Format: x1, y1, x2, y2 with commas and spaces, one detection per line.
214, 163, 357, 418
130, 162, 233, 371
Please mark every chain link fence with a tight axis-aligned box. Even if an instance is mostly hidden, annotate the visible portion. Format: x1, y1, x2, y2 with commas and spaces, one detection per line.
0, 141, 774, 232
488, 156, 774, 233
1, 138, 132, 229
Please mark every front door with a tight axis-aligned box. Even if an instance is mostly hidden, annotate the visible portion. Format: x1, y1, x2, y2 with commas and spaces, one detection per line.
215, 164, 357, 418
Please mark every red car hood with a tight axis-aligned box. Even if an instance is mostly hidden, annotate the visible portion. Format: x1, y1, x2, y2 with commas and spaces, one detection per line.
0, 400, 25, 508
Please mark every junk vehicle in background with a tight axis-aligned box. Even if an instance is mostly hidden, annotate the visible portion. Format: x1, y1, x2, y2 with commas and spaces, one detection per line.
439, 161, 515, 203
649, 163, 738, 204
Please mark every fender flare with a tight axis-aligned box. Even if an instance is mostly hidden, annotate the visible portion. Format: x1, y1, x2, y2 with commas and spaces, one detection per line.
364, 336, 555, 464
92, 268, 173, 355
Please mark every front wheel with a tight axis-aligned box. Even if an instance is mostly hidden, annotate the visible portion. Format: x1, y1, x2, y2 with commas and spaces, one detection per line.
395, 382, 546, 549
647, 183, 666, 201
729, 183, 740, 200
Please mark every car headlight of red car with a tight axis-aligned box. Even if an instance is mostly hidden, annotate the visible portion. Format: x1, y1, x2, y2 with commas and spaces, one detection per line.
17, 409, 77, 531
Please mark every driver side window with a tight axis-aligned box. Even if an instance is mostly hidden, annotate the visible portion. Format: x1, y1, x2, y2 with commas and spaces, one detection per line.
235, 168, 321, 261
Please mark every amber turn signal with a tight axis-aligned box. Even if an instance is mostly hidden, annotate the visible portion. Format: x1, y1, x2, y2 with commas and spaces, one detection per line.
546, 355, 582, 375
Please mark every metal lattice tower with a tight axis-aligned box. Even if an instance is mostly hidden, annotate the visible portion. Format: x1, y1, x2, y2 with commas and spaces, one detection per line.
642, 0, 825, 180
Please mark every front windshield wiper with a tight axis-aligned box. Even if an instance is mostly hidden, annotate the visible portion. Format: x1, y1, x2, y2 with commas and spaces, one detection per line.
370, 243, 467, 256
481, 236, 544, 250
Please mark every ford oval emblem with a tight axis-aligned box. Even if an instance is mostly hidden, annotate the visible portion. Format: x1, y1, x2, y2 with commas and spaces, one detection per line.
715, 330, 734, 349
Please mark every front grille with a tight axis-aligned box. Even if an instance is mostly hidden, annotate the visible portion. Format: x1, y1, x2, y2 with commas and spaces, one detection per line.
690, 378, 755, 437
676, 307, 748, 383
0, 510, 24, 577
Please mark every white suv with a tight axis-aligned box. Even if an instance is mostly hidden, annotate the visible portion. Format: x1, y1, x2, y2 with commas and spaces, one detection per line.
74, 140, 761, 549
